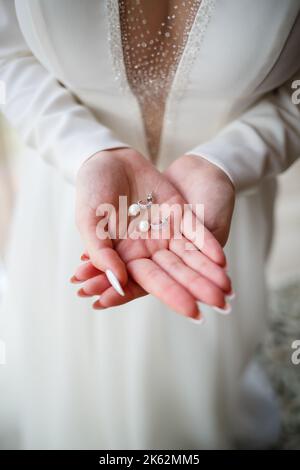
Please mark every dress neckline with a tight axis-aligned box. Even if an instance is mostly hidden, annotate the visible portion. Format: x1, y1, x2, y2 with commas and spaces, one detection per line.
106, 0, 216, 160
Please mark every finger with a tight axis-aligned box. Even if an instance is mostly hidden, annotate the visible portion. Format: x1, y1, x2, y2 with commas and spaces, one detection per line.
93, 280, 147, 309
77, 209, 128, 293
77, 273, 111, 297
116, 238, 150, 264
152, 249, 226, 308
181, 207, 226, 266
170, 237, 231, 293
127, 258, 200, 319
71, 261, 101, 283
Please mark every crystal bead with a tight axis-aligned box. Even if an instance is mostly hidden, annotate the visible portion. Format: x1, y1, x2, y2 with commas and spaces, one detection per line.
110, 0, 210, 161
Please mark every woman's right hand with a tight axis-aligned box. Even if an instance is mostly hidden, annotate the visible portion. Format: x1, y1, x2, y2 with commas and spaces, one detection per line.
74, 148, 232, 319
75, 147, 131, 294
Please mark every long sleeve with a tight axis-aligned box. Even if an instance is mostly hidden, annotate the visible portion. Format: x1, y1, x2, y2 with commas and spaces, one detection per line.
0, 0, 129, 184
186, 70, 300, 192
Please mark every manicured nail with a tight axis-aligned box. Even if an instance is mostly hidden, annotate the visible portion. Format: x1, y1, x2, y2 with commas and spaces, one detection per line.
189, 315, 205, 325
188, 309, 205, 325
105, 269, 125, 297
81, 254, 90, 261
226, 291, 236, 301
77, 288, 92, 297
213, 302, 232, 315
93, 300, 104, 310
70, 275, 81, 284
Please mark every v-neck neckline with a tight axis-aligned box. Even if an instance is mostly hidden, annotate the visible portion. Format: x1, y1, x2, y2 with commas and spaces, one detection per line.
106, 0, 216, 160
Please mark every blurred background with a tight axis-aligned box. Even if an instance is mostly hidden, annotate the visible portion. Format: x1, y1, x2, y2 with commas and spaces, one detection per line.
0, 114, 300, 448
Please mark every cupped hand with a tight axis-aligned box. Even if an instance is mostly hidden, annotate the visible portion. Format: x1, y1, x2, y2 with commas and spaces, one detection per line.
164, 154, 235, 247
73, 148, 231, 319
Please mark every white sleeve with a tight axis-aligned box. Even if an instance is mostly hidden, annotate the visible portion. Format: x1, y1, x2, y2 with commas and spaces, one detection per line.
186, 70, 300, 192
0, 0, 130, 184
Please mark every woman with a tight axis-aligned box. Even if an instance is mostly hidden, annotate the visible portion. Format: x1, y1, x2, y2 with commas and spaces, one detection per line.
0, 0, 299, 449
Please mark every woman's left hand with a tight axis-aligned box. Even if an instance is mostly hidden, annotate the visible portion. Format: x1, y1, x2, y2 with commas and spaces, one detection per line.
164, 154, 235, 247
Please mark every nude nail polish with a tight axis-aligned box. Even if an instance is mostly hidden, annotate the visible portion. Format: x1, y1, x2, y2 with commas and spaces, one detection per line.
105, 269, 125, 297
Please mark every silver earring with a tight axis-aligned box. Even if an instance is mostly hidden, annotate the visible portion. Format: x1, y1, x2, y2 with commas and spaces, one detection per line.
138, 216, 169, 233
128, 192, 153, 217
151, 216, 169, 230
138, 192, 153, 210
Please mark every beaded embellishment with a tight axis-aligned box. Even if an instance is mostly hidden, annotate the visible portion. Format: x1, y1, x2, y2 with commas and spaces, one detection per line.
106, 0, 215, 160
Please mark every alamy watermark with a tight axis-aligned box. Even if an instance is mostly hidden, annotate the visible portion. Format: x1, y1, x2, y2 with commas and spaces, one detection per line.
94, 197, 205, 249
291, 340, 300, 365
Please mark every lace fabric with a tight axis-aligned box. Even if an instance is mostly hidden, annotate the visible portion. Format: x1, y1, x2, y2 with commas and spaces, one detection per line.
118, 0, 202, 161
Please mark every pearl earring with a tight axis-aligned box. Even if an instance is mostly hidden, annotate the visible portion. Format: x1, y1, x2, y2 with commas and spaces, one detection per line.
128, 203, 140, 217
138, 216, 169, 233
128, 192, 153, 217
138, 220, 150, 232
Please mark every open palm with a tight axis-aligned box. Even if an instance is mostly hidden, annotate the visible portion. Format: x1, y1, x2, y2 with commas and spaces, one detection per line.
165, 154, 235, 247
74, 148, 231, 319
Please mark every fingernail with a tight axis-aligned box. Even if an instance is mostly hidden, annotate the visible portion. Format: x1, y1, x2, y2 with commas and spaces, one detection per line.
81, 254, 89, 261
213, 302, 232, 315
70, 275, 81, 284
105, 269, 125, 297
93, 300, 104, 310
77, 288, 92, 298
189, 315, 205, 325
226, 291, 236, 301
188, 310, 205, 325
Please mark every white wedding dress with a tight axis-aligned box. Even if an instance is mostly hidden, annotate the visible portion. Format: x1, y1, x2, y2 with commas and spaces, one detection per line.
0, 0, 300, 449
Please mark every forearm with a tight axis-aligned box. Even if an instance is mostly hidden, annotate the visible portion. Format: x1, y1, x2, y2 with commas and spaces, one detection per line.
185, 71, 300, 192
0, 0, 129, 184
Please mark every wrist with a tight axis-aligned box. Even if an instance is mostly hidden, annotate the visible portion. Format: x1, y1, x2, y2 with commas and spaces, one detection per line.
183, 154, 235, 192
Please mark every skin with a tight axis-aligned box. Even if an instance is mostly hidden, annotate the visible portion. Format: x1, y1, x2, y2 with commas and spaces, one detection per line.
73, 148, 234, 319
164, 154, 235, 248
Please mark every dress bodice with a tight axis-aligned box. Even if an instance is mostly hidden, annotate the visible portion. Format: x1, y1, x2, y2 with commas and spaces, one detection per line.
119, 0, 201, 161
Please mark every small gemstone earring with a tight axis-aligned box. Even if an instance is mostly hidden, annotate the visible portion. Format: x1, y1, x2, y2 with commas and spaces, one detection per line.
128, 192, 153, 217
138, 192, 153, 210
